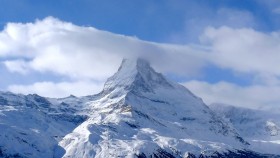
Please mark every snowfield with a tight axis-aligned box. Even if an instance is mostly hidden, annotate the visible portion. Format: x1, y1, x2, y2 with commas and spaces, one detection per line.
210, 103, 280, 155
0, 59, 279, 158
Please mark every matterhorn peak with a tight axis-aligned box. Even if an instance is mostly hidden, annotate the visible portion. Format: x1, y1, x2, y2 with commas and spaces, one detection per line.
118, 58, 150, 72
58, 58, 253, 158
102, 58, 173, 95
2, 57, 276, 158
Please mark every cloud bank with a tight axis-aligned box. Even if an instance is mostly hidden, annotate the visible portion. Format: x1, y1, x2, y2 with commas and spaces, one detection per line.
0, 17, 205, 97
1, 17, 280, 110
201, 26, 280, 78
185, 26, 280, 109
184, 80, 280, 110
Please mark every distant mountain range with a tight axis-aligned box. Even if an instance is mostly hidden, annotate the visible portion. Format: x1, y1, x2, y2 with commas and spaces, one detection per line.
0, 59, 279, 158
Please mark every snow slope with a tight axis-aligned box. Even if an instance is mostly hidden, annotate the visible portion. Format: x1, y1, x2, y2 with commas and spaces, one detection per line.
0, 92, 88, 158
210, 103, 280, 155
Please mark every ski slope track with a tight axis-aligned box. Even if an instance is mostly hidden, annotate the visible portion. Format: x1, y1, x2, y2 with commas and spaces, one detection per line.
0, 58, 279, 158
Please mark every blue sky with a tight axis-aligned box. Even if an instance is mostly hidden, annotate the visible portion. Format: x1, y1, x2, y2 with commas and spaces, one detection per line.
1, 0, 280, 109
1, 0, 279, 42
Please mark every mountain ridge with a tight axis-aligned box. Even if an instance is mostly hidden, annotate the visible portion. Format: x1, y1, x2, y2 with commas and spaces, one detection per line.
58, 58, 250, 157
210, 103, 280, 155
0, 58, 279, 158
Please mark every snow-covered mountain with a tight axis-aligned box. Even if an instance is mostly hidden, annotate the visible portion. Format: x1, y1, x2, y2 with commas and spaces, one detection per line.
0, 58, 279, 158
0, 92, 89, 158
210, 103, 280, 155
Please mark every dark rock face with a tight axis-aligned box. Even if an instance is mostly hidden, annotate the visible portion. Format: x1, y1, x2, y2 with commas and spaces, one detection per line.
49, 113, 88, 125
26, 94, 51, 108
209, 150, 280, 158
137, 149, 280, 158
0, 96, 8, 105
0, 147, 25, 158
136, 149, 176, 158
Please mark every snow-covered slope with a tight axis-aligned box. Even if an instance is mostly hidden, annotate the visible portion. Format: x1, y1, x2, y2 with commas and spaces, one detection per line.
58, 59, 252, 158
0, 59, 279, 158
210, 103, 280, 155
0, 92, 88, 158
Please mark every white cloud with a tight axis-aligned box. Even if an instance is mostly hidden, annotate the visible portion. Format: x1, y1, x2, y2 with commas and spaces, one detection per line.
0, 17, 206, 81
183, 80, 280, 110
3, 59, 29, 74
184, 26, 280, 109
8, 81, 104, 98
201, 26, 280, 84
0, 17, 206, 98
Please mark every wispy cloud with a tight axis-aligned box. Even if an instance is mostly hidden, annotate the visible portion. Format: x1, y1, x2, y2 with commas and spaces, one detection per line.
187, 25, 280, 109
169, 7, 256, 43
201, 26, 280, 82
183, 80, 280, 110
273, 7, 280, 14
8, 81, 103, 98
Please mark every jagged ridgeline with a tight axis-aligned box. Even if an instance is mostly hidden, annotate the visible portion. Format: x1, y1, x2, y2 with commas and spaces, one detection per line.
0, 59, 279, 158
